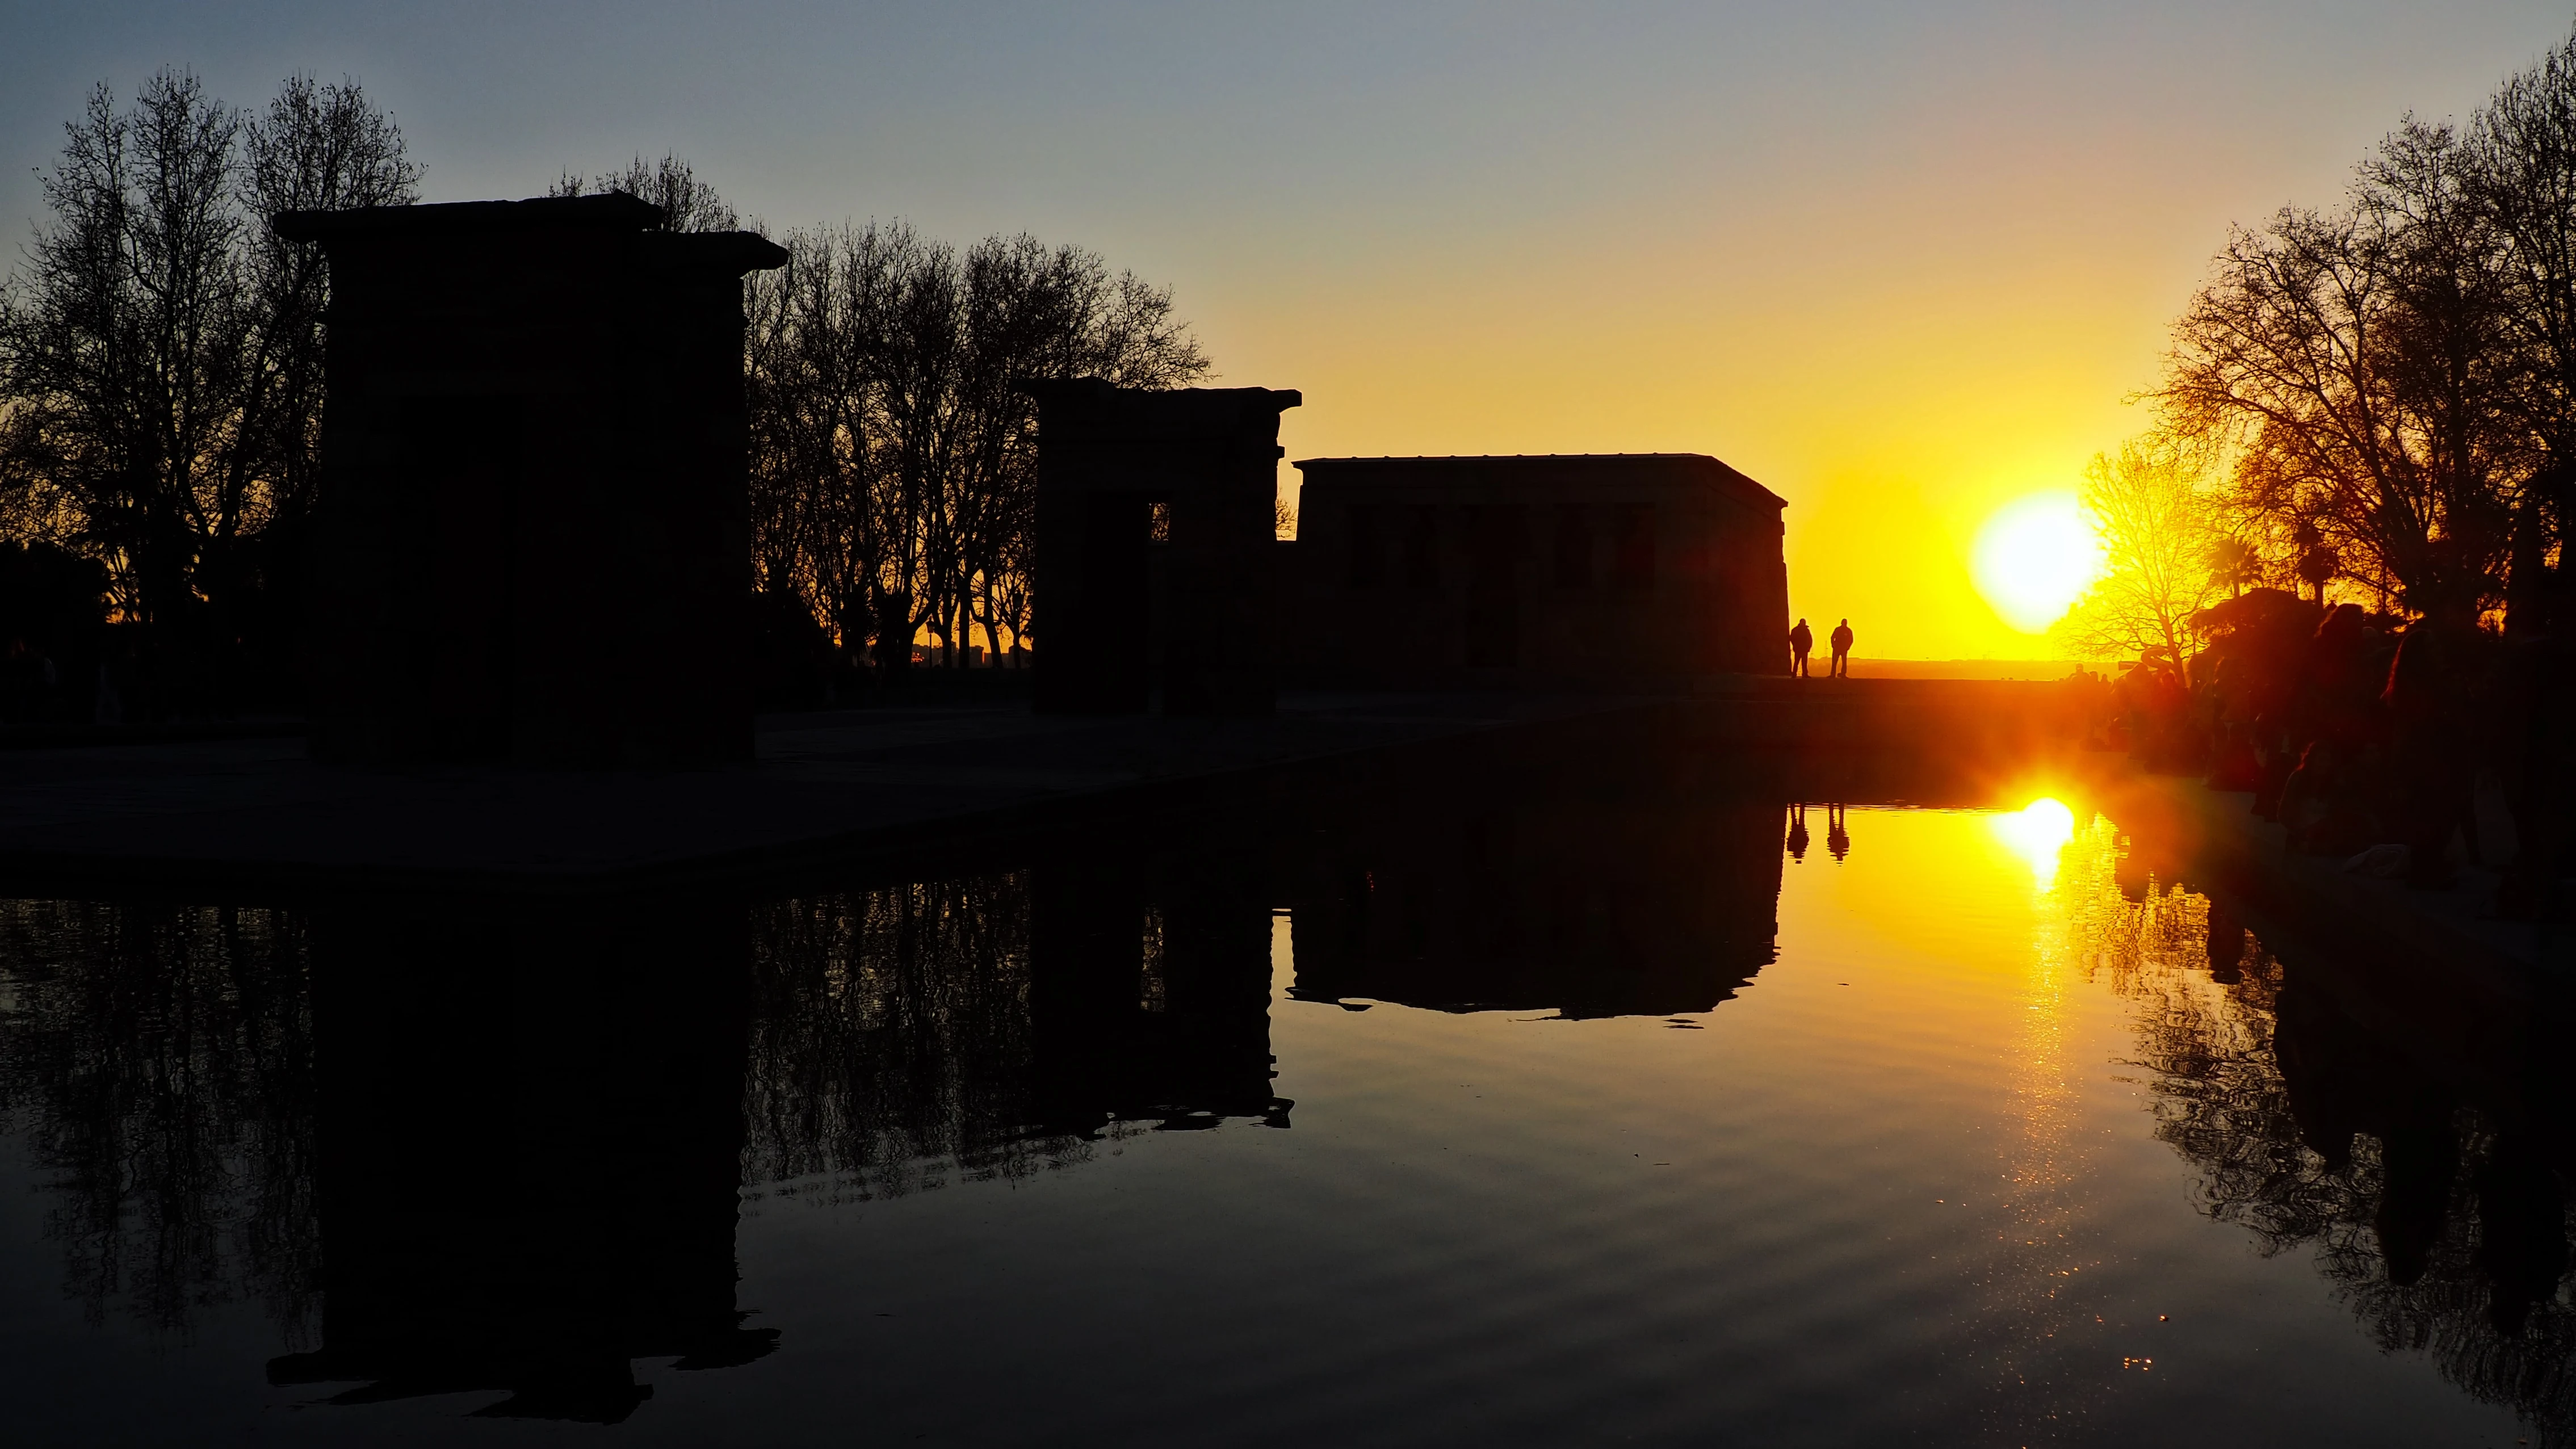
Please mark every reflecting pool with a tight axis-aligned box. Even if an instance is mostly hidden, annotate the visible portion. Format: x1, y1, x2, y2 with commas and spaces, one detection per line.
0, 763, 2561, 1446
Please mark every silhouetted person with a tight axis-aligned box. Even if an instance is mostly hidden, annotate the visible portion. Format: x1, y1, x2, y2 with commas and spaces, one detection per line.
1826, 803, 1849, 862
1828, 618, 1853, 678
2495, 581, 2571, 919
2297, 603, 2381, 753
1, 640, 45, 724
92, 656, 121, 725
2278, 738, 2376, 858
2382, 603, 2481, 888
1785, 803, 1810, 862
1788, 618, 1813, 678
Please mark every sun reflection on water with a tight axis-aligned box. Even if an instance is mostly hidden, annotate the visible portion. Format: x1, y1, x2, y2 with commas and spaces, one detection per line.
1990, 797, 2078, 889
1986, 798, 2097, 1430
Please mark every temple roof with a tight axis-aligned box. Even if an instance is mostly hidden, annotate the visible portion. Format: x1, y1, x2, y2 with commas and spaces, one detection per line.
274, 193, 788, 274
1293, 452, 1785, 509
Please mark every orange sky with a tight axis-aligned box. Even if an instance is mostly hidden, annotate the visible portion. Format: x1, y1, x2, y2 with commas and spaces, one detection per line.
1137, 10, 2574, 659
1241, 235, 2171, 660
1209, 129, 2371, 661
11, 3, 2567, 656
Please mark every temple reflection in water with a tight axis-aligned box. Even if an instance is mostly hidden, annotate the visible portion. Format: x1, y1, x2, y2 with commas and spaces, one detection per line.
269, 896, 772, 1421
274, 843, 1302, 1419
0, 754, 1789, 1421
1279, 766, 1782, 1017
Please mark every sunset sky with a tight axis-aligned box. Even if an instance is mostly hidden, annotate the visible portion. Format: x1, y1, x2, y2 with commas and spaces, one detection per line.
6, 2, 2569, 658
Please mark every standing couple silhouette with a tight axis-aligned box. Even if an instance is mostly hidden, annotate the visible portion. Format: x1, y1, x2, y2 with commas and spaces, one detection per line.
1789, 618, 1853, 678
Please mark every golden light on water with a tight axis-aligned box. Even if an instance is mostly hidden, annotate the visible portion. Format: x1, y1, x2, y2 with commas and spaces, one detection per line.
1990, 797, 2079, 888
1970, 493, 2101, 633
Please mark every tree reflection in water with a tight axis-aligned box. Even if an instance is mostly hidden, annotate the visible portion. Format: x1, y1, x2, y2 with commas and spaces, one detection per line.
2052, 812, 2576, 1442
743, 873, 1089, 1202
0, 843, 1286, 1401
743, 829, 1293, 1209
0, 901, 319, 1343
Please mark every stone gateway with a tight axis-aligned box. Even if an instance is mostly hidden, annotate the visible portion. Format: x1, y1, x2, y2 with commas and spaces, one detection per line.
1023, 380, 1302, 716
277, 193, 787, 766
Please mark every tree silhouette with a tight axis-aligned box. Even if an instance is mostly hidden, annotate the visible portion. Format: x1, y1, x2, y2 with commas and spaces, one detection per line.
545, 153, 740, 233
742, 220, 1209, 671
2149, 27, 2576, 626
0, 72, 417, 708
2051, 438, 2227, 669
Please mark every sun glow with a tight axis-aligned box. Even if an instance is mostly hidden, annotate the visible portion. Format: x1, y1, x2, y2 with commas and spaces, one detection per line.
1990, 797, 2078, 889
1971, 493, 2102, 633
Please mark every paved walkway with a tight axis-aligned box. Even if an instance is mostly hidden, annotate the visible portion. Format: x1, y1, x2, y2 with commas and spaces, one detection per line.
0, 693, 1629, 893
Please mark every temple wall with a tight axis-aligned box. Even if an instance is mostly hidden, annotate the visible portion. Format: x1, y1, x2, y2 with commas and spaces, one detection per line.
1284, 453, 1789, 690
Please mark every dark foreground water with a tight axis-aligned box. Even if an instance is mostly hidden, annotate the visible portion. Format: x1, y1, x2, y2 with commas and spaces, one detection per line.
0, 755, 2566, 1446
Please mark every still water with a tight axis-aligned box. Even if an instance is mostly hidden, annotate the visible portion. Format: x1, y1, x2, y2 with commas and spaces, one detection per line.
0, 761, 2560, 1446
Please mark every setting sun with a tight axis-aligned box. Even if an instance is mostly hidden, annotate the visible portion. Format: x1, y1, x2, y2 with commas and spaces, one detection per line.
1971, 493, 2101, 635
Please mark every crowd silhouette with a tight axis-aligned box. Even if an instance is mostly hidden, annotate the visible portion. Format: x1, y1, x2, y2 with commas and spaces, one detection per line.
2087, 582, 2569, 905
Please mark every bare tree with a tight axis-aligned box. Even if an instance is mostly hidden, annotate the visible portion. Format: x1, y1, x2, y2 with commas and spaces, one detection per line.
851, 221, 965, 671
548, 152, 741, 233
2465, 32, 2576, 624
943, 234, 1208, 663
0, 73, 245, 625
2362, 118, 2525, 611
219, 78, 419, 620
2053, 439, 2228, 669
2156, 179, 2517, 615
746, 224, 884, 648
740, 215, 1209, 675
0, 72, 414, 699
2150, 38, 2576, 628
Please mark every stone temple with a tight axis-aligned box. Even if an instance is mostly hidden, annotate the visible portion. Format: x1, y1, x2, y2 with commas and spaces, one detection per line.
1018, 380, 1790, 708
1023, 379, 1302, 716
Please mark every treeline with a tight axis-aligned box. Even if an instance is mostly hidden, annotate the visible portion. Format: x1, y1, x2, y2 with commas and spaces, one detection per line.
0, 68, 1214, 720
2048, 32, 2576, 909
2068, 26, 2576, 657
561, 157, 1213, 687
0, 72, 417, 717
740, 219, 1207, 692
